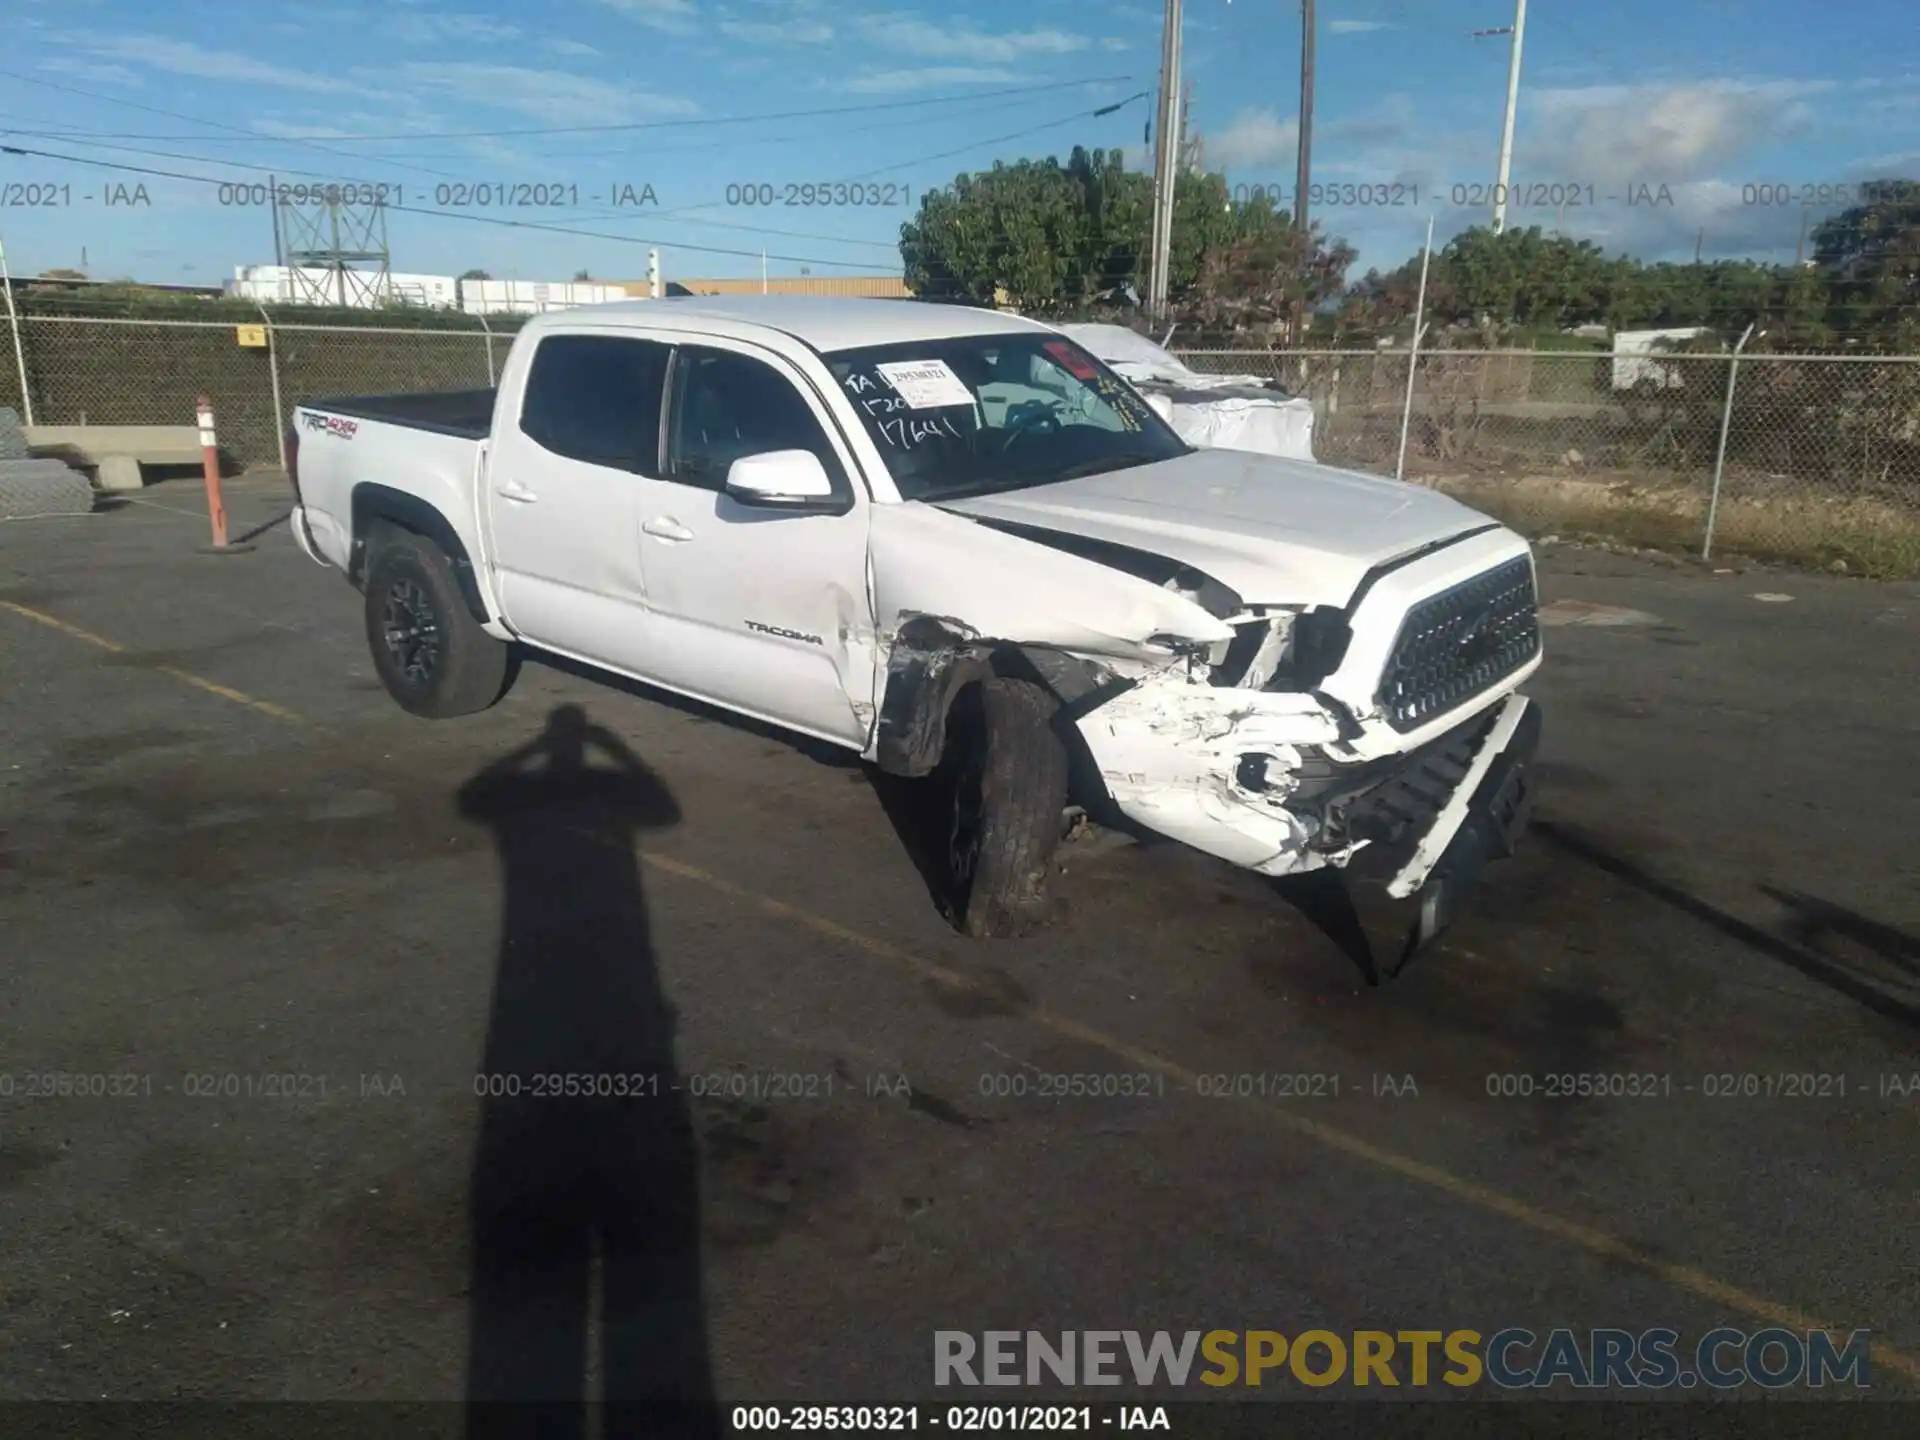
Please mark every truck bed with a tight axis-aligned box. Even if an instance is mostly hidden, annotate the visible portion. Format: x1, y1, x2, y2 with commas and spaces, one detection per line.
303, 389, 497, 440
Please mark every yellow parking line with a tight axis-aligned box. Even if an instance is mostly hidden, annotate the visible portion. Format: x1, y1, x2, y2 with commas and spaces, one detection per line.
642, 850, 1917, 1382
2, 600, 128, 653
7, 597, 1915, 1384
3, 601, 311, 726
153, 665, 308, 725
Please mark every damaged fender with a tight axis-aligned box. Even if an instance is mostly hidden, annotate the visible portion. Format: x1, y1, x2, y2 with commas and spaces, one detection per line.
1074, 682, 1352, 875
866, 504, 1232, 775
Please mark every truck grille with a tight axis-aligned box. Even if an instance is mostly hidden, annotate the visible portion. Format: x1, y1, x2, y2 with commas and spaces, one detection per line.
1377, 556, 1539, 732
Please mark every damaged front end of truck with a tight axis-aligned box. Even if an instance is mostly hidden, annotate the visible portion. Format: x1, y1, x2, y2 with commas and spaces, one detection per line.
867, 503, 1544, 958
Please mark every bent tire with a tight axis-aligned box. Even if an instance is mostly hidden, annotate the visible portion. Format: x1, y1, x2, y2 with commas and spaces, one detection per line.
945, 677, 1069, 939
364, 527, 513, 718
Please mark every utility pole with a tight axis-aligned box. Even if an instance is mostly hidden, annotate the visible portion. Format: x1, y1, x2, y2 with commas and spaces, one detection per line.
1295, 0, 1315, 234
1179, 80, 1193, 170
1, 229, 33, 425
1147, 0, 1184, 321
1292, 0, 1317, 344
1175, 79, 1190, 172
1488, 0, 1528, 234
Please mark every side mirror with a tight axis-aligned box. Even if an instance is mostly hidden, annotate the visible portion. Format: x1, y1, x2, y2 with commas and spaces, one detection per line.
723, 449, 844, 513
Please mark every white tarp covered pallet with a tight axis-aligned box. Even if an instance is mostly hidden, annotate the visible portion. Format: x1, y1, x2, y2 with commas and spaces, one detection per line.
1059, 324, 1317, 463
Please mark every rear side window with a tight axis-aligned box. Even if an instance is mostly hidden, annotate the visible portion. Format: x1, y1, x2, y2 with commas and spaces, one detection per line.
519, 335, 669, 471
666, 346, 848, 492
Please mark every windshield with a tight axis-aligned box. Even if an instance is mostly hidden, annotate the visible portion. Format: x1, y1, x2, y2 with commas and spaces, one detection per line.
824, 333, 1191, 502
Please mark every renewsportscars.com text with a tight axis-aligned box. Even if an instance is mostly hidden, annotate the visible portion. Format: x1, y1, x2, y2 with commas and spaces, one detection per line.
933, 1328, 1872, 1391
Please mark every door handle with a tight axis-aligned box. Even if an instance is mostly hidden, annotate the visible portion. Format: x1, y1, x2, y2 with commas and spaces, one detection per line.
497, 479, 538, 503
642, 516, 695, 542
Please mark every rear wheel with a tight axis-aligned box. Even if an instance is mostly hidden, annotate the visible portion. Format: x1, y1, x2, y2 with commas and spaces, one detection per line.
942, 677, 1069, 938
364, 526, 514, 717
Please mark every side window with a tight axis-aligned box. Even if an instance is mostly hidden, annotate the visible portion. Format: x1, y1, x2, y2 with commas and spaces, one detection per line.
666, 347, 847, 492
519, 335, 668, 471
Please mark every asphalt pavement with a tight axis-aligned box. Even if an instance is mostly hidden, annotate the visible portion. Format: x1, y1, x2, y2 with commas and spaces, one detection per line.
1, 476, 1915, 1423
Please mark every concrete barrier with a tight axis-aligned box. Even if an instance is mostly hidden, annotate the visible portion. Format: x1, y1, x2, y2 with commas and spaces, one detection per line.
23, 423, 213, 491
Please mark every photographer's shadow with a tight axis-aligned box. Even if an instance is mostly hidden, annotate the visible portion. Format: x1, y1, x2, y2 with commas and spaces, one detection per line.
459, 703, 718, 1439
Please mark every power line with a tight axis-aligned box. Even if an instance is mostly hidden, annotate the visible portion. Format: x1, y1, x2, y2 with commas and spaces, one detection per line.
836, 93, 1151, 182
0, 145, 884, 270
0, 68, 465, 183
1, 97, 1154, 254
279, 89, 1064, 163
0, 93, 1154, 275
0, 131, 904, 254
0, 72, 1139, 143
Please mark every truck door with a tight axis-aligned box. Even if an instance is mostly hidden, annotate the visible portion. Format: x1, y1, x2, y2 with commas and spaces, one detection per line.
484, 332, 670, 673
624, 340, 878, 749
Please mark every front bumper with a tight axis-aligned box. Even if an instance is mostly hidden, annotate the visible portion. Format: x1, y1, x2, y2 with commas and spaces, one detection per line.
1074, 683, 1540, 889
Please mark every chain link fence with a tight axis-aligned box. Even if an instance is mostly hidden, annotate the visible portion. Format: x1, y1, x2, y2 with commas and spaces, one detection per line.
1, 313, 500, 469
1178, 348, 1920, 576
2, 309, 1916, 575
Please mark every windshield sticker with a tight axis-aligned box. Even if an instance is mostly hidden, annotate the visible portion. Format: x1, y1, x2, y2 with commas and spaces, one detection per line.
1043, 340, 1100, 381
875, 359, 974, 410
1093, 375, 1145, 430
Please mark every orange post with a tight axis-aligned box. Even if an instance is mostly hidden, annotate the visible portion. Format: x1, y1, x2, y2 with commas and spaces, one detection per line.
197, 394, 228, 548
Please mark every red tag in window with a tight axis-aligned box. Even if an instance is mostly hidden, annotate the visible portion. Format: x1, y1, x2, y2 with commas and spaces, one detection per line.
1043, 340, 1100, 380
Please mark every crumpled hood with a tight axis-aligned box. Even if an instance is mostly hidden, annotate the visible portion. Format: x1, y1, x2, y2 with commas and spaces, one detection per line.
936, 447, 1498, 608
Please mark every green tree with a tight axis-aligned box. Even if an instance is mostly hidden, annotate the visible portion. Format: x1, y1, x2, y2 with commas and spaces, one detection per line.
898, 147, 1346, 316
1178, 188, 1356, 339
1335, 181, 1918, 350
1809, 180, 1920, 348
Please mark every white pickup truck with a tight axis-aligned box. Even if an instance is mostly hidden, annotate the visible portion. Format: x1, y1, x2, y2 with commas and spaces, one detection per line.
288, 297, 1541, 959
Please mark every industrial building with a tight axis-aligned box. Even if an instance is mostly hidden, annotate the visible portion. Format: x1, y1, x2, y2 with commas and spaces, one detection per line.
221, 266, 911, 312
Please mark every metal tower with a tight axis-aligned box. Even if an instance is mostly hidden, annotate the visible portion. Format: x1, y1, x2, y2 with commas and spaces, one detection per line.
274, 186, 393, 307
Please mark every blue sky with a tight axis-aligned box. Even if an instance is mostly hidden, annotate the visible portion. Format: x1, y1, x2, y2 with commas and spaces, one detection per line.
1, 0, 1915, 288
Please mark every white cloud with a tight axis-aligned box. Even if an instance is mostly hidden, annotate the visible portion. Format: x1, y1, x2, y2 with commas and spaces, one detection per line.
544, 38, 601, 57
594, 0, 698, 35
1851, 147, 1920, 172
392, 62, 699, 124
719, 17, 834, 43
36, 57, 143, 86
1207, 108, 1299, 171
708, 6, 1101, 62
855, 16, 1090, 63
1465, 80, 1866, 261
841, 66, 1025, 95
248, 120, 364, 139
57, 35, 364, 94
1524, 79, 1829, 190
1328, 20, 1396, 34
389, 12, 522, 44
1101, 36, 1129, 52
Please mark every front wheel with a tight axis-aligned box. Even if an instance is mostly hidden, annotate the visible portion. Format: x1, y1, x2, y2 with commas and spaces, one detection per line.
364, 527, 514, 718
942, 677, 1069, 938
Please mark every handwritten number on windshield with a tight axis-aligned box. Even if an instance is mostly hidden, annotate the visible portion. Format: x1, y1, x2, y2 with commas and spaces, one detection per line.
877, 415, 965, 449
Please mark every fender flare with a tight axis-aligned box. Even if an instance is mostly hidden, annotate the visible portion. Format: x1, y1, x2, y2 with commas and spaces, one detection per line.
349, 483, 491, 624
873, 616, 1120, 777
